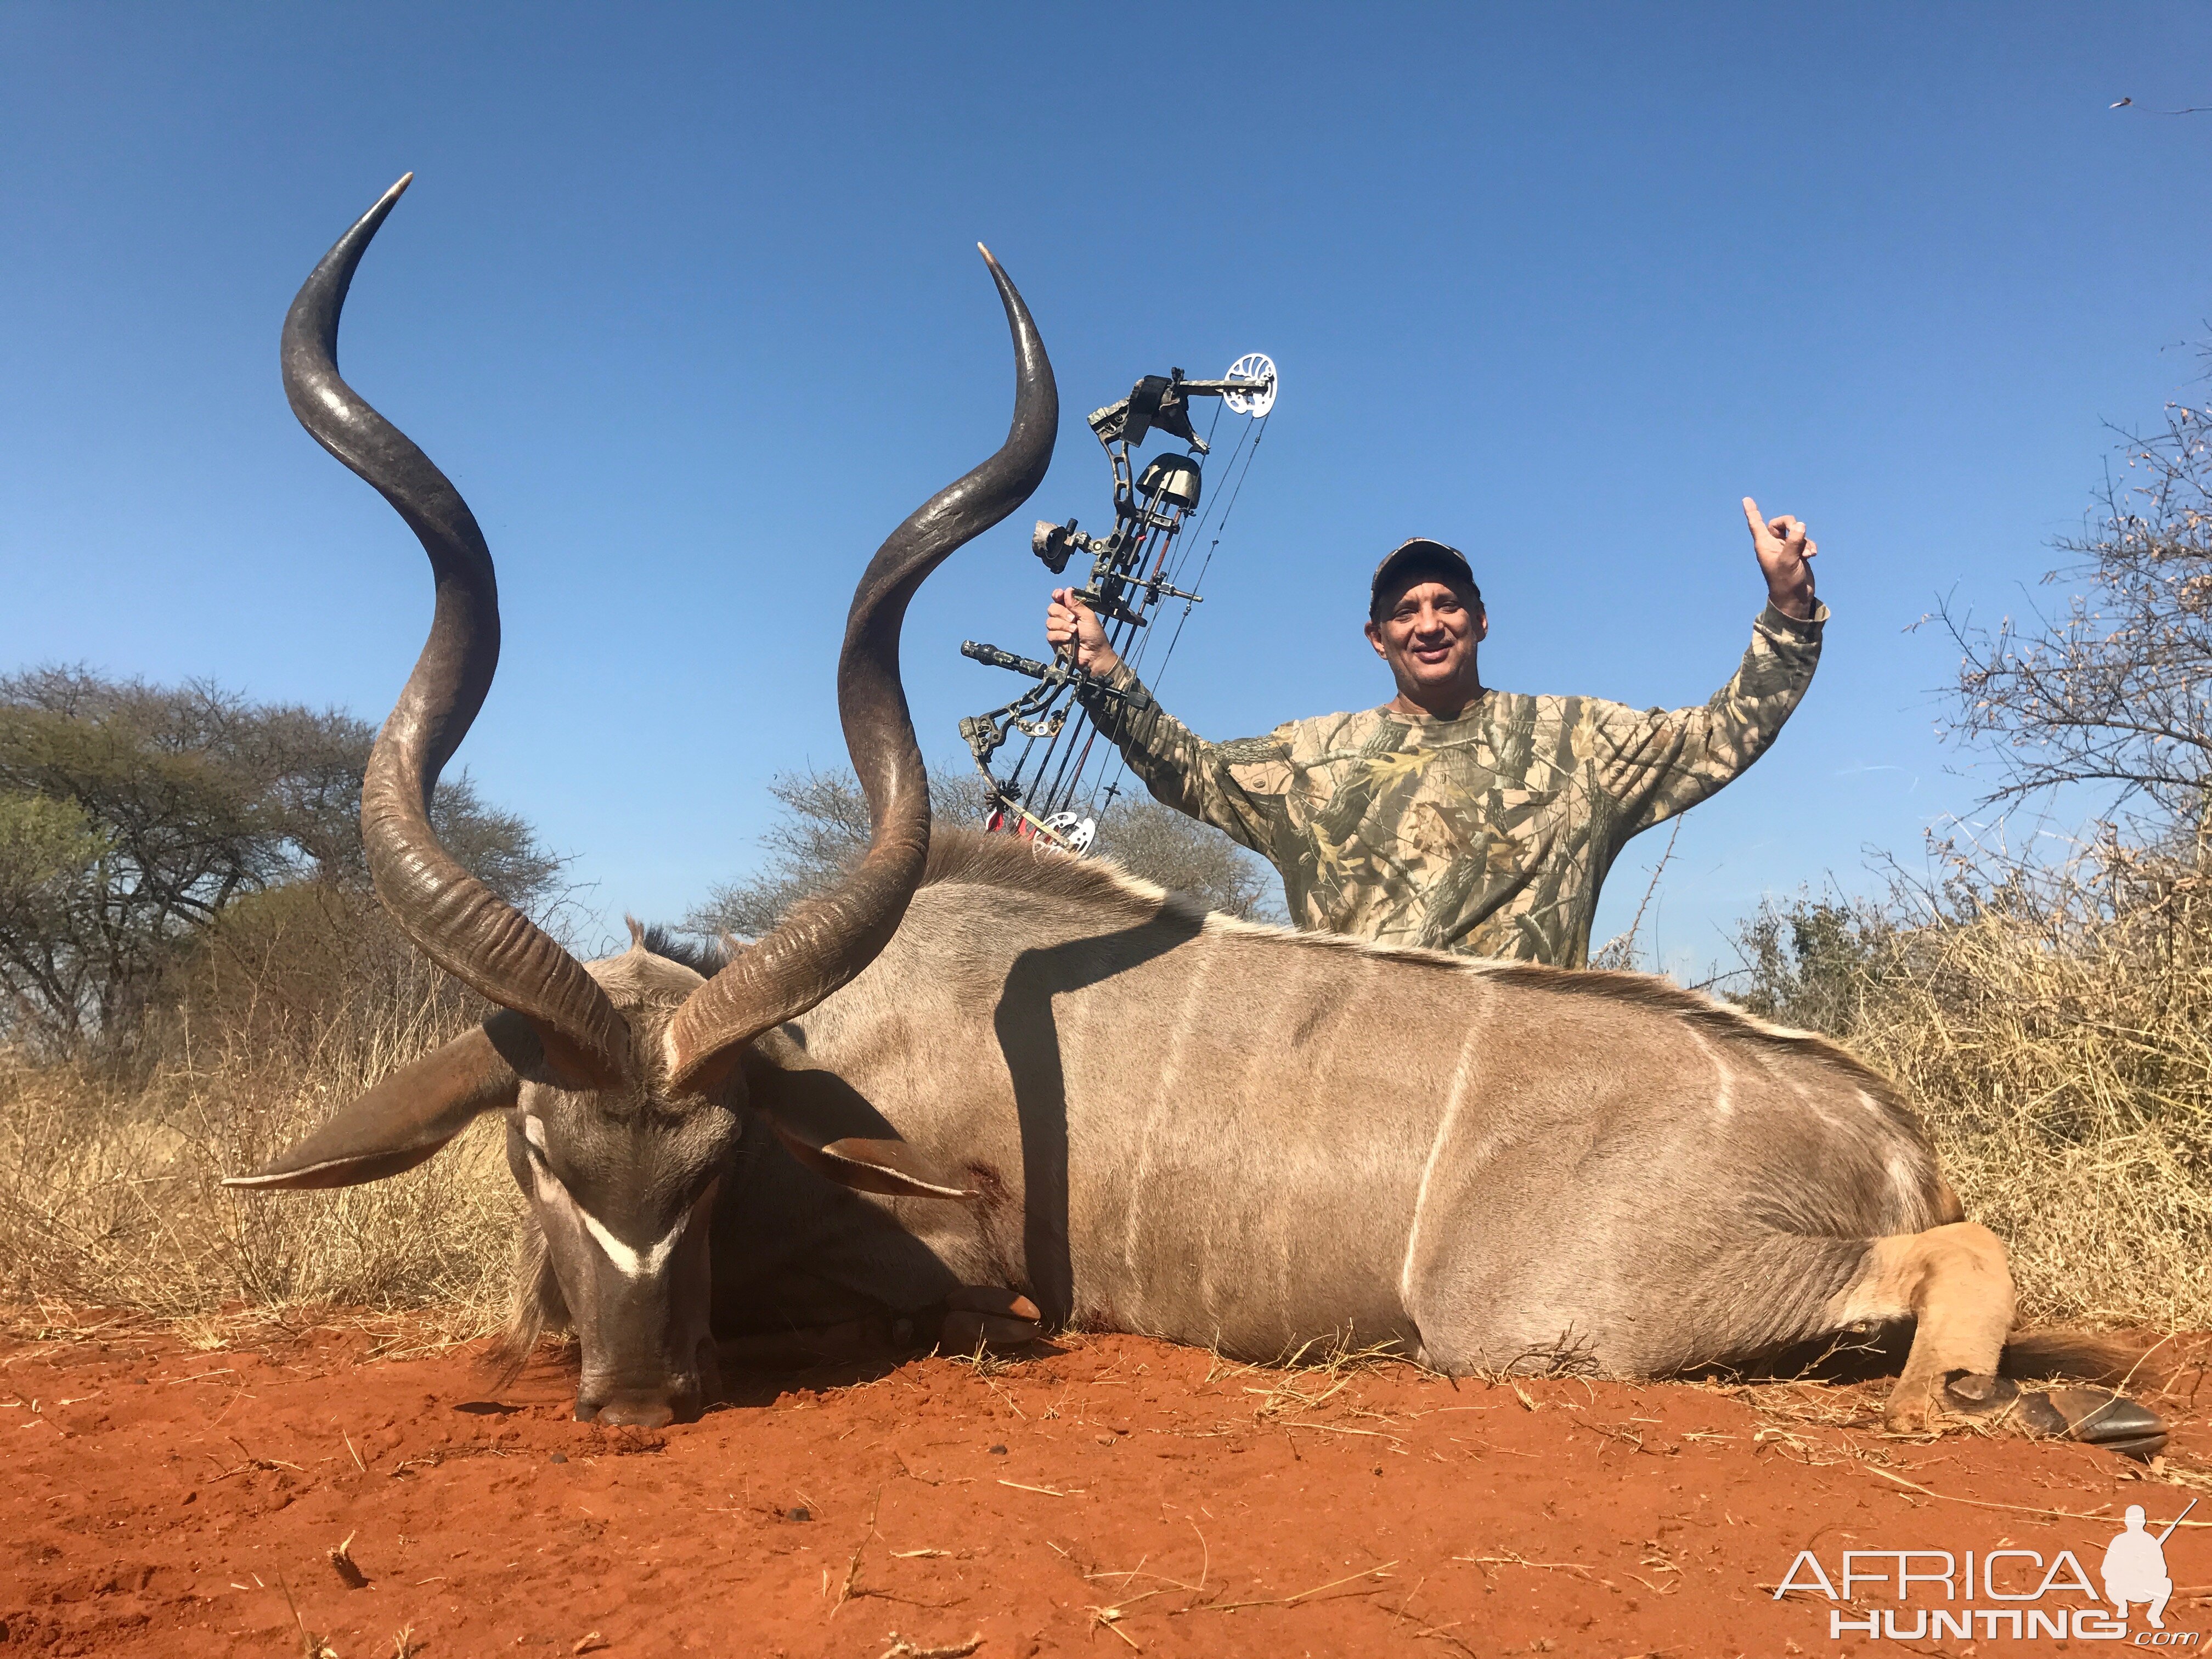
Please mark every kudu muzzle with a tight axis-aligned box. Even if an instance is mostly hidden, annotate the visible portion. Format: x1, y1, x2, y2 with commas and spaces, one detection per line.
565, 1199, 721, 1428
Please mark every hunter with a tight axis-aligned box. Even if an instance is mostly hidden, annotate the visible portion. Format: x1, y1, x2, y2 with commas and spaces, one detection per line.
1045, 498, 1822, 965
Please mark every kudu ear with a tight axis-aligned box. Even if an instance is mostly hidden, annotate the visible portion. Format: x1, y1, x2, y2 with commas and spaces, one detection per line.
768, 1117, 979, 1201
223, 1013, 540, 1191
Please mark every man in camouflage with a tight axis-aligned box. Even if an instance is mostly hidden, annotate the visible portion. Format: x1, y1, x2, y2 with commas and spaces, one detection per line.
1044, 499, 1822, 966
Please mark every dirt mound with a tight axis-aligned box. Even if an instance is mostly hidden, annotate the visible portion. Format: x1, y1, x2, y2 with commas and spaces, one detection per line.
4, 1312, 2210, 1656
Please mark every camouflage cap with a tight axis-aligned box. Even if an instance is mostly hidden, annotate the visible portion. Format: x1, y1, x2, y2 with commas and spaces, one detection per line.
1370, 538, 1480, 617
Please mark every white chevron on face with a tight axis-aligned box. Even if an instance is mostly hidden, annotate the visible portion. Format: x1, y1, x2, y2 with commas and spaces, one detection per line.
575, 1204, 690, 1282
523, 1115, 691, 1281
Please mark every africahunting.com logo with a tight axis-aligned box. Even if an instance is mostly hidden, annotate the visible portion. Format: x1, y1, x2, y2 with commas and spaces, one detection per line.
1773, 1502, 2198, 1644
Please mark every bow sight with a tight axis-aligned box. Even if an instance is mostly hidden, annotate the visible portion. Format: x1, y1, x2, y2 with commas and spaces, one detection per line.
960, 353, 1276, 854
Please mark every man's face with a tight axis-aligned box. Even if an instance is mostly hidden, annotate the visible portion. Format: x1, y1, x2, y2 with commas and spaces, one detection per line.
1364, 575, 1487, 702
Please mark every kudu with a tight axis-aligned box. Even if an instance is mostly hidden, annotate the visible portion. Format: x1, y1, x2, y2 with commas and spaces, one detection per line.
236, 178, 2164, 1456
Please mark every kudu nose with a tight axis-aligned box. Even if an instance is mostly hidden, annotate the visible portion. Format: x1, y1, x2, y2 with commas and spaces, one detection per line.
588, 1394, 675, 1429
575, 1387, 698, 1429
574, 1344, 718, 1429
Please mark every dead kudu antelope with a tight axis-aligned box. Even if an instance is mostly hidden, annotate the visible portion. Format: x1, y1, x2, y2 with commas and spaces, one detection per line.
236, 178, 2166, 1455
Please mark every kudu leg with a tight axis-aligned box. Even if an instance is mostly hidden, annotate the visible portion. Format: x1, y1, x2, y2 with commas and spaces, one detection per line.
1829, 1222, 2016, 1434
1837, 1223, 2168, 1457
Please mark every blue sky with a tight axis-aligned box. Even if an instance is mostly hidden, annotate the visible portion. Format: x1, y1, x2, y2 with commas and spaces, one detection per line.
3, 4, 2209, 972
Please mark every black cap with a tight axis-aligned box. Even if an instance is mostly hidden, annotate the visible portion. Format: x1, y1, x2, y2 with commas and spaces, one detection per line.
1370, 538, 1479, 616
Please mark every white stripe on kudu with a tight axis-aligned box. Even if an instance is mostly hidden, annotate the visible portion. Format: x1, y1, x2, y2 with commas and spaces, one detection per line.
524, 1129, 690, 1281
578, 1206, 689, 1282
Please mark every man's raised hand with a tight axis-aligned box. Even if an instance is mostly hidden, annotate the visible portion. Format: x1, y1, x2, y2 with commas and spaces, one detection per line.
1741, 497, 1818, 621
1045, 587, 1122, 678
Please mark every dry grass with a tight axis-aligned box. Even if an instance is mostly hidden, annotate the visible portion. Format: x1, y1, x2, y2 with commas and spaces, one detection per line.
1738, 837, 2212, 1330
9, 827, 2212, 1349
0, 885, 520, 1330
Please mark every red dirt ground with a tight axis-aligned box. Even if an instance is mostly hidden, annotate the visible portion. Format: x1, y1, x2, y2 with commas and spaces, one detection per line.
4, 1312, 2210, 1658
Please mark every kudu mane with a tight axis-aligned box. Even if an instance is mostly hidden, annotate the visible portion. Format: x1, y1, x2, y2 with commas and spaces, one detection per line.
921, 826, 1918, 1131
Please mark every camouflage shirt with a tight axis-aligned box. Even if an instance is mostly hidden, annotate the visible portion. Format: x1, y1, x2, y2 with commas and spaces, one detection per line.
1079, 601, 1826, 964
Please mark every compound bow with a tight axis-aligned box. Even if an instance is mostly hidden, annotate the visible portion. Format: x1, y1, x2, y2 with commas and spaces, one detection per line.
957, 353, 1276, 853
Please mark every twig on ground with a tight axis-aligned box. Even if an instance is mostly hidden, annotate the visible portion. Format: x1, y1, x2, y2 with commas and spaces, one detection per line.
1866, 1464, 2212, 1525
832, 1489, 887, 1616
877, 1634, 983, 1659
227, 1433, 303, 1472
1453, 1550, 1596, 1579
1085, 1600, 1148, 1649
1183, 1559, 1400, 1614
1412, 1617, 1482, 1657
276, 1576, 337, 1659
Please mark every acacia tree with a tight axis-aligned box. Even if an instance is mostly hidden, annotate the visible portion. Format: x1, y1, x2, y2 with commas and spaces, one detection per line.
1937, 388, 2212, 843
0, 667, 561, 1052
684, 766, 1282, 941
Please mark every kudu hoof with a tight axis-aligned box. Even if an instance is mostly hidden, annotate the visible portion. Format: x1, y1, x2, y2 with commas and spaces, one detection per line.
1942, 1371, 2168, 1460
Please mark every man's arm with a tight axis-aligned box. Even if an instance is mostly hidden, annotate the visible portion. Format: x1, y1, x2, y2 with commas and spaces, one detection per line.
1588, 500, 1824, 833
1046, 589, 1289, 853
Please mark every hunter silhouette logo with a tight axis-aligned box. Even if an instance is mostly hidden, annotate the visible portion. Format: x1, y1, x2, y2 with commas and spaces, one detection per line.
2104, 1502, 2193, 1629
1773, 1499, 2199, 1643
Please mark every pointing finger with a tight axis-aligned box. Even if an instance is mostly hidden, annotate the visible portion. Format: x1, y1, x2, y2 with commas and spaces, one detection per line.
1741, 497, 1767, 538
